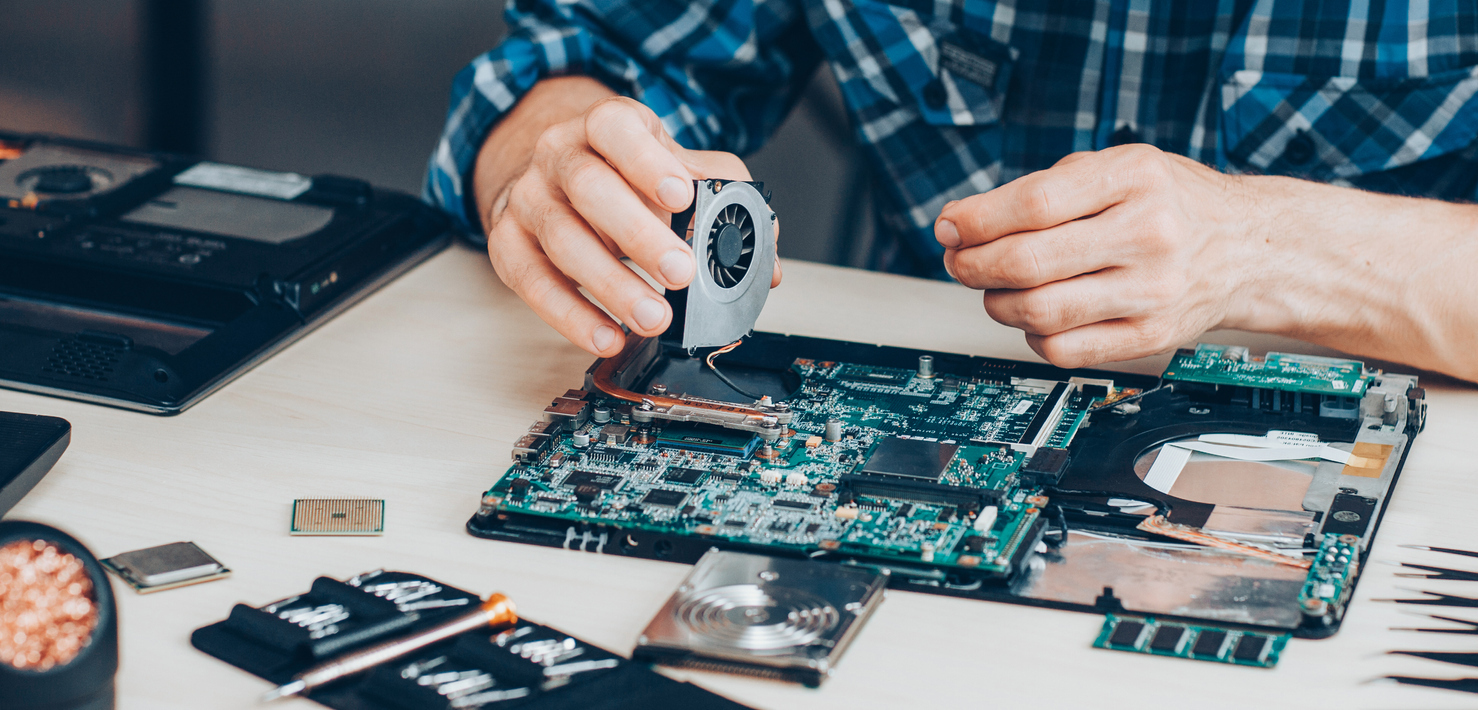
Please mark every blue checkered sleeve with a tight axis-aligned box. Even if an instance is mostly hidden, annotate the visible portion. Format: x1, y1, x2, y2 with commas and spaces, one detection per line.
430, 0, 1478, 278
424, 0, 818, 232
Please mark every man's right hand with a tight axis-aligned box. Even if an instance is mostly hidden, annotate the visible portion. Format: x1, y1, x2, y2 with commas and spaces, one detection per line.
473, 77, 778, 357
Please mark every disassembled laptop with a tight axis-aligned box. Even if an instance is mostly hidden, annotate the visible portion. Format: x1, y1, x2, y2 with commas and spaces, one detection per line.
467, 180, 1425, 683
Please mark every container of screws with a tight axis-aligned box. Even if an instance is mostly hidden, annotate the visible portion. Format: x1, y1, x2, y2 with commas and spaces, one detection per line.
0, 520, 119, 710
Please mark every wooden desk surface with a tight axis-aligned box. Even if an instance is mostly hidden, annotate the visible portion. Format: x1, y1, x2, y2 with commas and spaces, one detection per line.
6, 246, 1478, 709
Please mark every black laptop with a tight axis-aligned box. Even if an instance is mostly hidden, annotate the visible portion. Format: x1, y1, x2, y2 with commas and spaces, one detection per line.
0, 132, 451, 414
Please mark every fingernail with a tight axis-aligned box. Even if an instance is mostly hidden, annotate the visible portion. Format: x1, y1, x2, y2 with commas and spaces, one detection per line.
632, 298, 667, 331
659, 248, 693, 285
592, 325, 618, 352
658, 177, 690, 211
943, 200, 960, 210
936, 219, 961, 248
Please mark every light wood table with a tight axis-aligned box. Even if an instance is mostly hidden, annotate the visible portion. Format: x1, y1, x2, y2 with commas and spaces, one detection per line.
6, 246, 1478, 709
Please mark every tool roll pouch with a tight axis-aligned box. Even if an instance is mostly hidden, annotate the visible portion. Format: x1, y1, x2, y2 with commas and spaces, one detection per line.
191, 570, 749, 710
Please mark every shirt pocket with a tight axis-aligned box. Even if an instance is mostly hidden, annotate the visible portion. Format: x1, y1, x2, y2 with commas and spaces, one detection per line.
846, 1, 1017, 127
1221, 65, 1478, 181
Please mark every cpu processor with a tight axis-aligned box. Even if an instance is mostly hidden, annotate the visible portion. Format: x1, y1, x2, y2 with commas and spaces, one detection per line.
290, 498, 385, 536
101, 541, 230, 593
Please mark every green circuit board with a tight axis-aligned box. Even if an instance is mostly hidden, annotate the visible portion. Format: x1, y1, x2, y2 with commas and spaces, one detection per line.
483, 358, 1113, 577
1162, 344, 1371, 396
1298, 534, 1360, 619
1095, 614, 1289, 668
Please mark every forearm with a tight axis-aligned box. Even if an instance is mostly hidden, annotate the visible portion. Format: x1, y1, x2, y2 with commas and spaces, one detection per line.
1229, 176, 1478, 382
470, 76, 616, 232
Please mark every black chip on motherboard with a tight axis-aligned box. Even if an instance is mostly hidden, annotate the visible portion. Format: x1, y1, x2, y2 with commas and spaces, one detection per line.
1232, 634, 1270, 663
772, 499, 813, 511
564, 471, 621, 489
1108, 620, 1146, 648
642, 489, 688, 508
573, 486, 602, 505
837, 365, 913, 385
1149, 625, 1186, 653
1192, 630, 1228, 658
655, 423, 761, 458
861, 438, 958, 481
664, 467, 707, 485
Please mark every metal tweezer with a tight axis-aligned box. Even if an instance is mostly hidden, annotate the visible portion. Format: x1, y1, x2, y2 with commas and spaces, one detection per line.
1390, 650, 1478, 669
1389, 562, 1478, 582
1391, 613, 1478, 635
1381, 676, 1478, 694
1373, 588, 1478, 608
1400, 545, 1478, 560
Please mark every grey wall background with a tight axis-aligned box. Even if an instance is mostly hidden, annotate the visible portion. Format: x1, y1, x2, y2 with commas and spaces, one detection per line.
0, 0, 871, 266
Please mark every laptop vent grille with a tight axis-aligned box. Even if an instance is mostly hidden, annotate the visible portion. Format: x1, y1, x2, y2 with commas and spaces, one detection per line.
42, 339, 121, 381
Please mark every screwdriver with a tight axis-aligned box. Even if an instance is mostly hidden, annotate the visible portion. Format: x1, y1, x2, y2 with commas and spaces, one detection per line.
261, 593, 517, 702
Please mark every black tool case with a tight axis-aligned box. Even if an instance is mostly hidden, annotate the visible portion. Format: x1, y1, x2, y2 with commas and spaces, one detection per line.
191, 570, 749, 710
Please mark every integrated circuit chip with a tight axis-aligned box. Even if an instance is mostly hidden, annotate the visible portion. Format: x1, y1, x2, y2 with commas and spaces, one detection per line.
861, 438, 958, 481
841, 437, 997, 506
1108, 620, 1146, 648
836, 365, 913, 385
1233, 634, 1270, 663
642, 489, 688, 507
101, 541, 230, 593
291, 498, 385, 536
563, 471, 621, 489
664, 467, 707, 485
1149, 625, 1186, 653
655, 423, 761, 458
1192, 630, 1228, 658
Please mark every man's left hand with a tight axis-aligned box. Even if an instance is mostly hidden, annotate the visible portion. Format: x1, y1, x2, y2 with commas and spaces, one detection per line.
935, 144, 1262, 368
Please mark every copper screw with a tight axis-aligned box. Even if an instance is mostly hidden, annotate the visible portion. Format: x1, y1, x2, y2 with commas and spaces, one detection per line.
0, 539, 99, 671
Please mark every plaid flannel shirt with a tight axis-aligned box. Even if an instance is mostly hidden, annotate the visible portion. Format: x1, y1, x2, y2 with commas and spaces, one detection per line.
427, 0, 1478, 279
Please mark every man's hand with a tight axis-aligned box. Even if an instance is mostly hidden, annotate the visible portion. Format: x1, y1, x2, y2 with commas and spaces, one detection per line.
474, 78, 780, 357
934, 145, 1260, 368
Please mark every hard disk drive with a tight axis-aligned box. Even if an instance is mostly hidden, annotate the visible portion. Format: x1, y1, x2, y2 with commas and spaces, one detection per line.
634, 548, 887, 686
